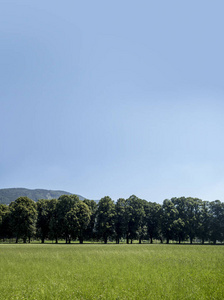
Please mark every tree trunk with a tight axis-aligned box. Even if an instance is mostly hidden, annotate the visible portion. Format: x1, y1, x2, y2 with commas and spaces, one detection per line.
139, 238, 141, 244
150, 237, 153, 244
41, 237, 45, 244
190, 237, 193, 244
23, 238, 26, 243
104, 237, 107, 244
179, 237, 181, 244
79, 237, 83, 244
166, 238, 169, 244
131, 239, 133, 244
55, 237, 58, 244
126, 234, 129, 244
16, 236, 18, 243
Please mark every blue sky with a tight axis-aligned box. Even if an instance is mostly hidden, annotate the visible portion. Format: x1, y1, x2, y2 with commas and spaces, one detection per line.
1, 1, 224, 203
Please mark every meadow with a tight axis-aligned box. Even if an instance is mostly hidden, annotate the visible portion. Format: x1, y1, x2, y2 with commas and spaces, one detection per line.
0, 244, 224, 300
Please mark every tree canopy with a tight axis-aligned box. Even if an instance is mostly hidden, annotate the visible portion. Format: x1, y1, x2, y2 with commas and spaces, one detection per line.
1, 195, 224, 245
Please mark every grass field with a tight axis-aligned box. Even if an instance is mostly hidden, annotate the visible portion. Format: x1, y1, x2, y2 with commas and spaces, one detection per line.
0, 244, 224, 299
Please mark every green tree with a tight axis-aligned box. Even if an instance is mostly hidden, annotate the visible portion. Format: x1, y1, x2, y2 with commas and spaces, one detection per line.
83, 199, 97, 241
125, 195, 145, 244
198, 201, 211, 244
66, 201, 91, 243
36, 199, 51, 243
145, 202, 162, 243
57, 194, 80, 243
161, 199, 177, 244
9, 197, 37, 243
138, 199, 148, 244
185, 197, 201, 244
95, 196, 115, 244
48, 199, 60, 243
0, 204, 11, 240
209, 200, 224, 244
171, 197, 188, 243
114, 198, 126, 244
173, 218, 186, 244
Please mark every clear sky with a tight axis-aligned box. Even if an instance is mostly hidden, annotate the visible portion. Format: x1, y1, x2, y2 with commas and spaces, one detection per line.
1, 1, 224, 203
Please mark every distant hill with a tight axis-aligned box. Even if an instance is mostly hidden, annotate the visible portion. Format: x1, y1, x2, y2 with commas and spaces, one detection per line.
0, 188, 85, 205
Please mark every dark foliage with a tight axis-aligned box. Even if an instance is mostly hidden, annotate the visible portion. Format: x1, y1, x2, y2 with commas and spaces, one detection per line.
1, 195, 224, 244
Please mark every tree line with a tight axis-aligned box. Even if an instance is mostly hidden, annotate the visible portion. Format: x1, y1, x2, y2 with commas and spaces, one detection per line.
0, 195, 224, 244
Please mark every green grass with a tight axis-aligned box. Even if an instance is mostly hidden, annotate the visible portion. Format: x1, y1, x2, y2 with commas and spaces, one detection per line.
0, 244, 224, 299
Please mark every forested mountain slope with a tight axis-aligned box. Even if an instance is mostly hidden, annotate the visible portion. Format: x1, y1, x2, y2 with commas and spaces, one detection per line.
0, 188, 85, 205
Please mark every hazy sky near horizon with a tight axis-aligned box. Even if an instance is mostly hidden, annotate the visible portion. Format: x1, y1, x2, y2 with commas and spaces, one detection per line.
1, 1, 224, 203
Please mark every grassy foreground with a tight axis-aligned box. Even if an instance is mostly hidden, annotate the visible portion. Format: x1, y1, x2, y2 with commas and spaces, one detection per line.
0, 244, 224, 299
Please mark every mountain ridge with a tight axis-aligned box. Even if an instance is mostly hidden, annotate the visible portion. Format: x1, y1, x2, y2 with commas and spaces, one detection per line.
0, 188, 85, 205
